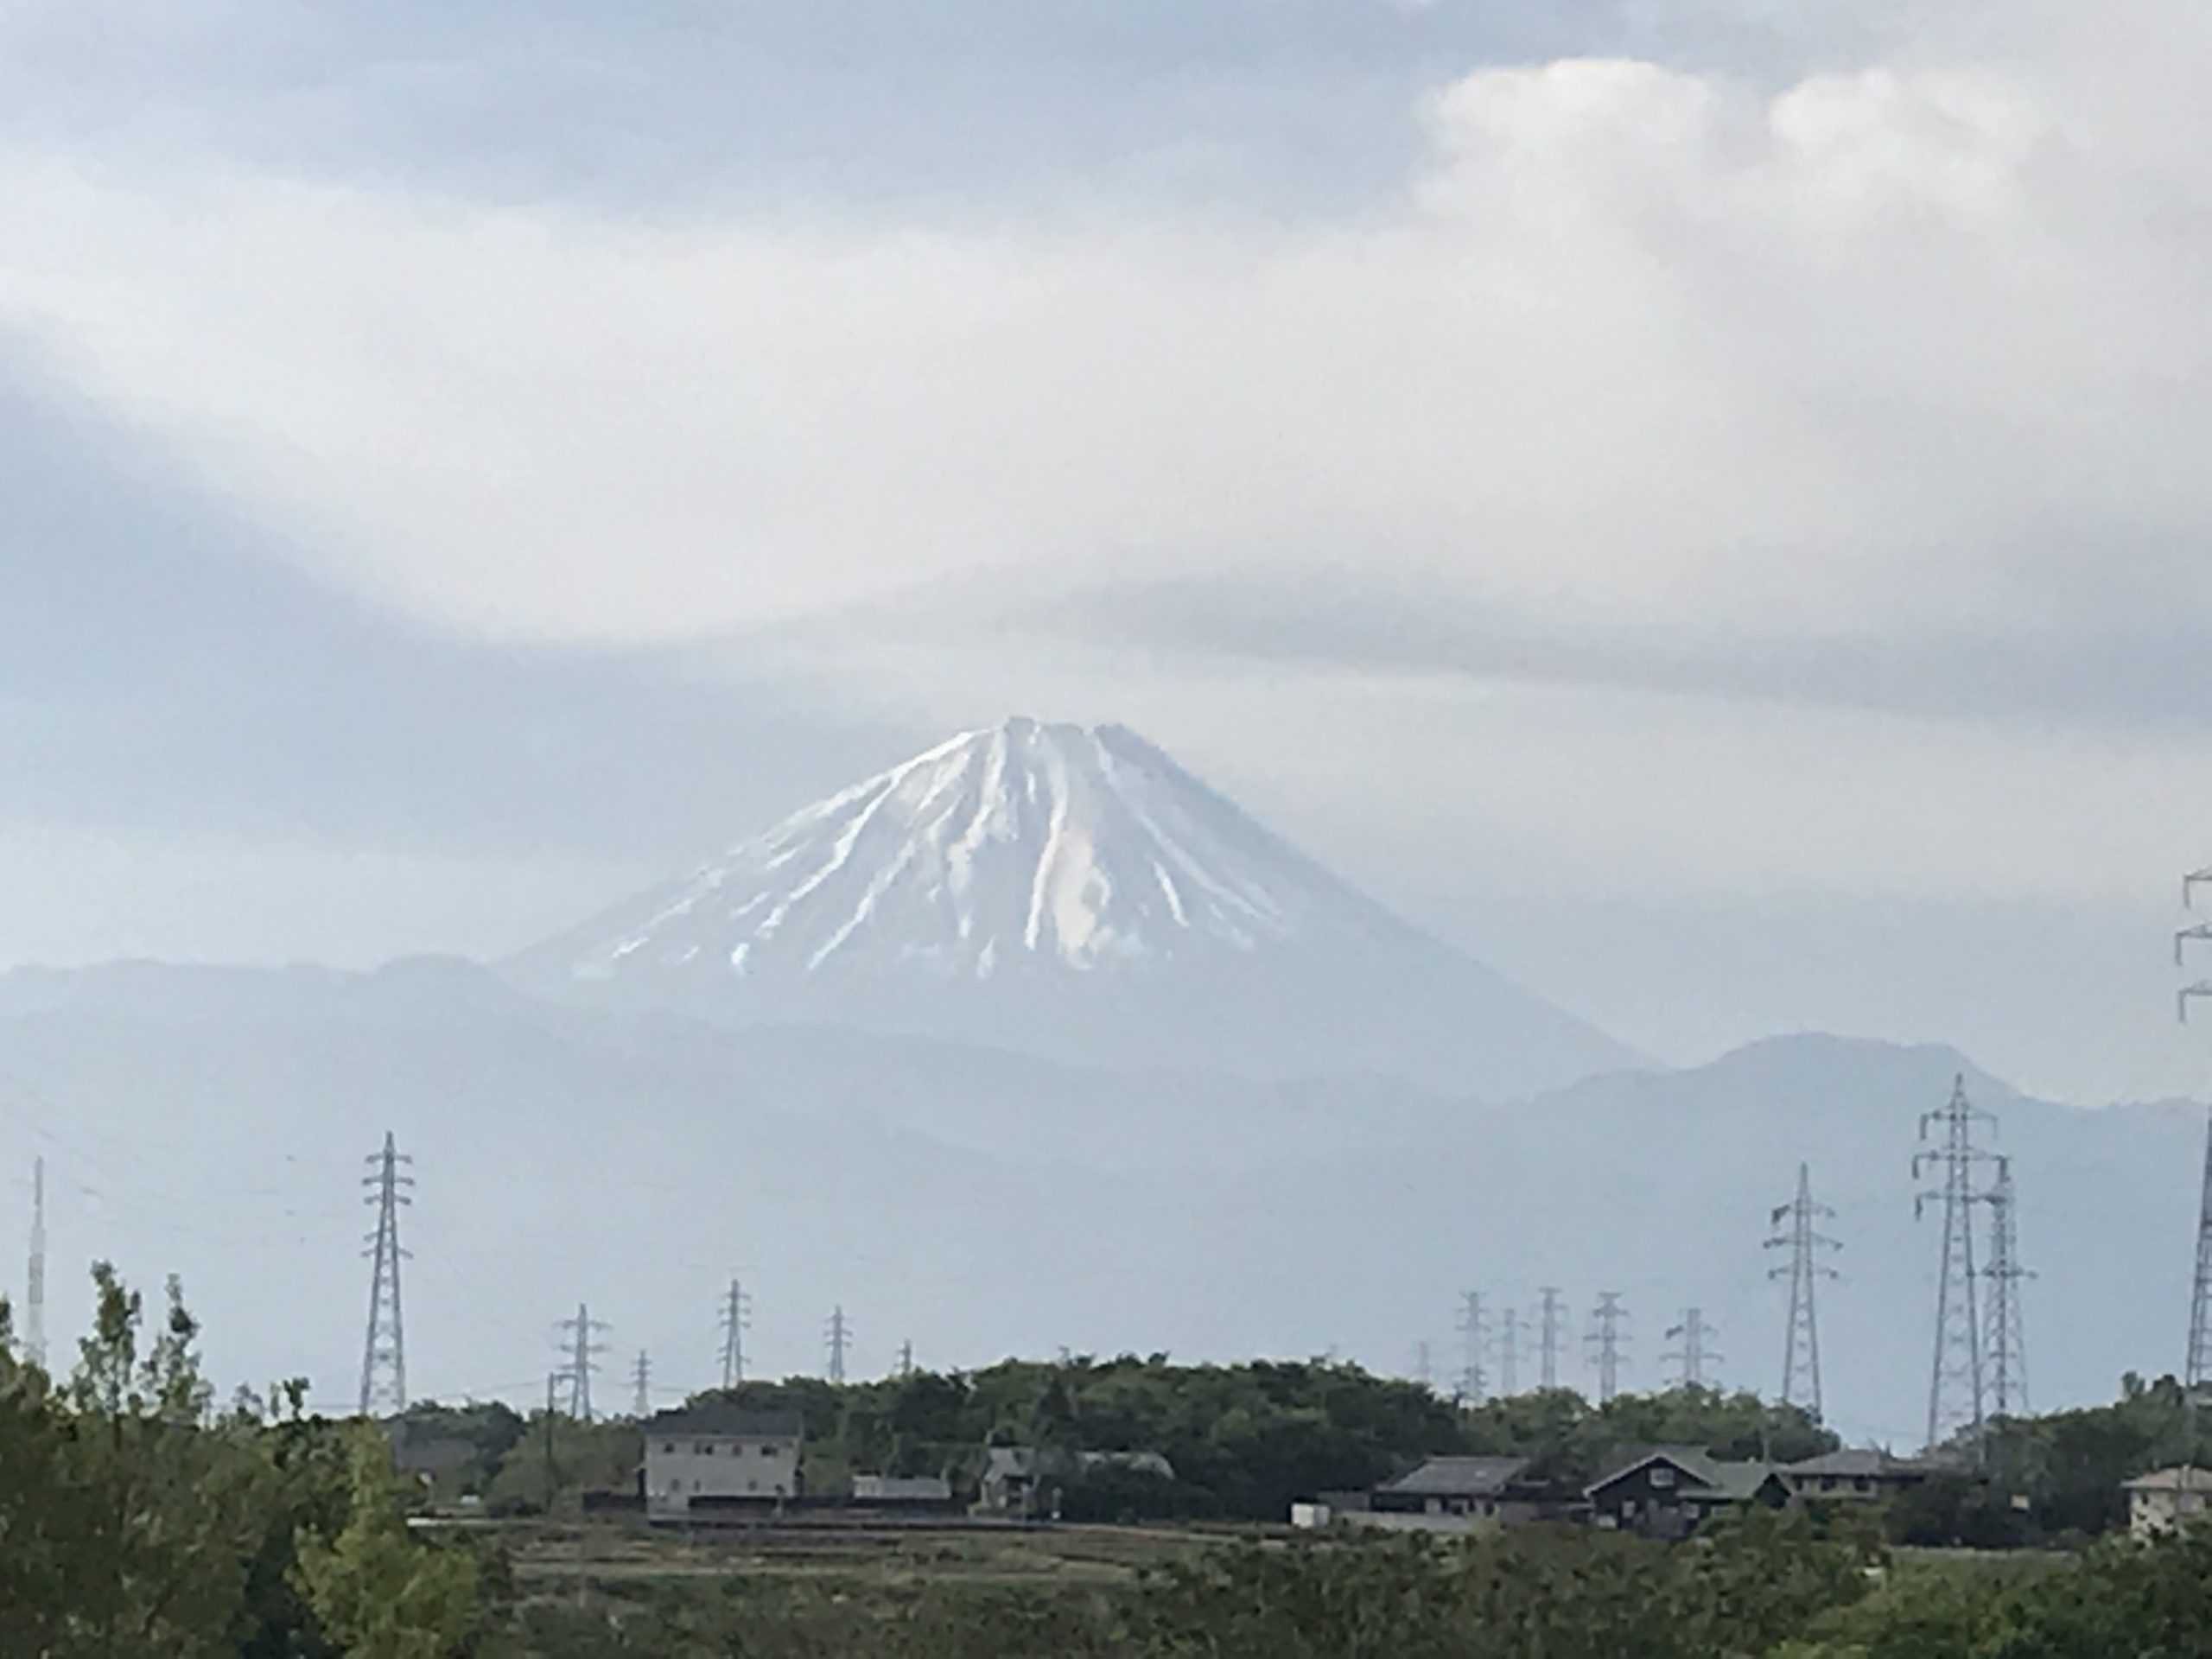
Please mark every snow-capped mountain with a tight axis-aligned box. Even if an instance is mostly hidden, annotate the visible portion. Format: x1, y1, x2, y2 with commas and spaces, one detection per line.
512, 718, 1638, 1095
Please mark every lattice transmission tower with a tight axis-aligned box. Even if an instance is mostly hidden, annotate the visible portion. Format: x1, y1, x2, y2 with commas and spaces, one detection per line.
718, 1279, 753, 1389
1915, 1076, 1997, 1451
1663, 1307, 1719, 1389
1765, 1162, 1840, 1419
1981, 1156, 2032, 1419
631, 1351, 653, 1419
1536, 1287, 1566, 1389
1586, 1293, 1629, 1403
826, 1306, 851, 1385
1455, 1292, 1489, 1402
1497, 1307, 1522, 1397
558, 1305, 609, 1421
358, 1133, 412, 1416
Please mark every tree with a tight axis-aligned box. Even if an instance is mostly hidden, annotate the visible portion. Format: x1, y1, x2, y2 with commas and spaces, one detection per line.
296, 1431, 493, 1659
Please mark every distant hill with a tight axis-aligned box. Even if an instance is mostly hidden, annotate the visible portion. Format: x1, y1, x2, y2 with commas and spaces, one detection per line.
508, 716, 1639, 1098
0, 960, 2196, 1447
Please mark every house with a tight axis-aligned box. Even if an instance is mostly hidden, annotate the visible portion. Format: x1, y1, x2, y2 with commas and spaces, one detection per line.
641, 1405, 804, 1517
1783, 1448, 1946, 1505
1585, 1446, 1790, 1540
976, 1447, 1176, 1516
850, 1474, 956, 1509
1357, 1456, 1548, 1530
2123, 1465, 2212, 1537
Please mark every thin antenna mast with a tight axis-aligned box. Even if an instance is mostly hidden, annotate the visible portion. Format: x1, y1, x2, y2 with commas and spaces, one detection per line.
25, 1156, 45, 1371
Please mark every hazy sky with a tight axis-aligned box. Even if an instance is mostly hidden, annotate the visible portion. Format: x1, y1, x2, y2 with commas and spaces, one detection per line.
5, 0, 2212, 1103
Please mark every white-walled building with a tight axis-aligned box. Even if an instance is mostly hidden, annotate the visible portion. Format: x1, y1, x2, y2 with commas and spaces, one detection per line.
642, 1406, 804, 1516
2123, 1466, 2212, 1537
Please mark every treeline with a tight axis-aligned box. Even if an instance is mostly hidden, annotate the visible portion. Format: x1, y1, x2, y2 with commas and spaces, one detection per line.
0, 1264, 499, 1657
395, 1357, 1834, 1522
516, 1513, 2212, 1658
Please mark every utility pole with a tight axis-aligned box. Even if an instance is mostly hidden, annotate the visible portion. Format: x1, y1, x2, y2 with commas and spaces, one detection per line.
1981, 1157, 2031, 1420
25, 1156, 45, 1371
1454, 1292, 1489, 1402
543, 1372, 561, 1511
557, 1305, 609, 1421
1497, 1308, 1522, 1397
718, 1279, 752, 1390
1765, 1163, 1840, 1419
358, 1133, 412, 1417
1537, 1287, 1565, 1390
1915, 1075, 1997, 1451
1586, 1293, 1629, 1404
631, 1350, 652, 1420
826, 1306, 851, 1385
1662, 1307, 1720, 1389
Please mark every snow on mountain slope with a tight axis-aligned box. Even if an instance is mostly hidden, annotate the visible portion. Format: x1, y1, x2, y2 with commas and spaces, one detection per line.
549, 718, 1407, 982
513, 718, 1639, 1094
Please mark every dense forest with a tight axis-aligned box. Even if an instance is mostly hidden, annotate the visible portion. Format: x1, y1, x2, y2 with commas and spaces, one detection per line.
8, 1263, 2212, 1655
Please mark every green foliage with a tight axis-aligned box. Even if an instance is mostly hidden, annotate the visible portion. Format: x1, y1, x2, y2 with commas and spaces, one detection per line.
296, 1431, 491, 1657
1974, 1372, 2212, 1537
0, 1262, 504, 1659
1461, 1384, 1834, 1487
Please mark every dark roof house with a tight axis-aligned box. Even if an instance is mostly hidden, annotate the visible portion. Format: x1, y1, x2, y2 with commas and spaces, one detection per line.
1585, 1446, 1789, 1539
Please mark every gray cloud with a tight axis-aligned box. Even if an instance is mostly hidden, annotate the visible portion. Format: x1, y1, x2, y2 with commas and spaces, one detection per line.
0, 0, 1854, 213
0, 342, 912, 862
1016, 568, 2212, 734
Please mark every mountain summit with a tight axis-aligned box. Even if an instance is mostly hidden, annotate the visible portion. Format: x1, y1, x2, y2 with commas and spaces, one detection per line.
513, 718, 1637, 1096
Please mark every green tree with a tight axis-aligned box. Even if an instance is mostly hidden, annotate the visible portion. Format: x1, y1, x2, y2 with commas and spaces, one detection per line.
296, 1431, 493, 1658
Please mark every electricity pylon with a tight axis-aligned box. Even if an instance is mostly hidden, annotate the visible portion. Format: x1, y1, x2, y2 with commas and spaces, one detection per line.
1497, 1307, 1522, 1396
1765, 1162, 1840, 1418
358, 1134, 412, 1417
1663, 1307, 1720, 1389
718, 1279, 752, 1389
1537, 1287, 1566, 1389
1915, 1075, 1997, 1451
1981, 1156, 2032, 1419
826, 1306, 851, 1385
1586, 1293, 1629, 1404
1455, 1292, 1491, 1402
631, 1351, 652, 1419
558, 1305, 609, 1421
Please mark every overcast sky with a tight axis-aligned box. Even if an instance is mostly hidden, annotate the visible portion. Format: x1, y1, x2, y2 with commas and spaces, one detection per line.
4, 0, 2212, 1103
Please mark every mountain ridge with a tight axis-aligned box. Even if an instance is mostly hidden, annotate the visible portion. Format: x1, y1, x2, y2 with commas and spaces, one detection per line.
509, 716, 1641, 1096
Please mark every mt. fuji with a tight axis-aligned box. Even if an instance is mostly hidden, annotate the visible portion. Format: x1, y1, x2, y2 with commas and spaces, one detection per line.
512, 718, 1637, 1095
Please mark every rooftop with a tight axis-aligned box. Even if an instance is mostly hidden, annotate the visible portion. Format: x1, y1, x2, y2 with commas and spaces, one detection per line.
642, 1406, 805, 1440
1785, 1448, 1946, 1479
1380, 1456, 1534, 1497
2125, 1465, 2212, 1493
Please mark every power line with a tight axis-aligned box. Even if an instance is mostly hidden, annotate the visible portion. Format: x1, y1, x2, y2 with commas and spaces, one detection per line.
1454, 1292, 1489, 1402
1662, 1307, 1720, 1389
718, 1279, 752, 1389
1586, 1293, 1629, 1404
1537, 1287, 1565, 1390
359, 1133, 412, 1417
825, 1306, 851, 1385
1766, 1162, 1840, 1419
1982, 1156, 2032, 1419
1915, 1074, 1997, 1451
557, 1304, 609, 1421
